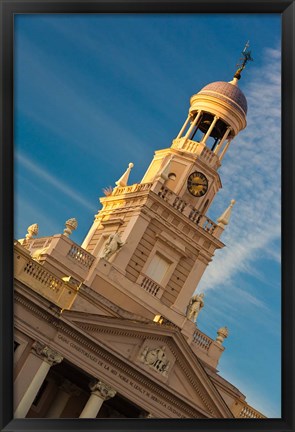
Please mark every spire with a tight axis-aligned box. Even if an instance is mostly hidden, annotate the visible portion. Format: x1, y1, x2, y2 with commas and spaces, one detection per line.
217, 199, 236, 227
115, 162, 134, 187
233, 41, 254, 81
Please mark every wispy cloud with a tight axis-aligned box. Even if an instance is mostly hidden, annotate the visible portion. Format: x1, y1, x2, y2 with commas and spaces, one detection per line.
198, 46, 281, 295
15, 152, 95, 211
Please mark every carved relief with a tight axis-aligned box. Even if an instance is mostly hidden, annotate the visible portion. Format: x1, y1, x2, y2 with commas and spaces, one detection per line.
140, 345, 170, 376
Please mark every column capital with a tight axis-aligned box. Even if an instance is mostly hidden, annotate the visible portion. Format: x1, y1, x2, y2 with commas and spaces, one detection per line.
89, 380, 116, 400
33, 342, 63, 366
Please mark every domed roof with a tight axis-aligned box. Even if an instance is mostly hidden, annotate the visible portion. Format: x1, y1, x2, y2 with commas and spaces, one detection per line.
198, 81, 248, 115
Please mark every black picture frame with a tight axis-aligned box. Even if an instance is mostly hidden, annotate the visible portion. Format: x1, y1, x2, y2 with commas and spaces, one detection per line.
0, 1, 294, 431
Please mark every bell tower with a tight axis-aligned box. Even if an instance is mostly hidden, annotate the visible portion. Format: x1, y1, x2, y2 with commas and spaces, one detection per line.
141, 75, 248, 215
81, 47, 251, 329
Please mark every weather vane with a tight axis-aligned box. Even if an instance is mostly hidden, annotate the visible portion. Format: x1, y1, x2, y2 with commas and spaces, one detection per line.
234, 41, 254, 80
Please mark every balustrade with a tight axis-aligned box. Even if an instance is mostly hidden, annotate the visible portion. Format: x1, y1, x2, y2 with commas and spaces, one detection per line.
67, 245, 95, 269
192, 329, 213, 351
112, 182, 152, 196
158, 187, 217, 235
140, 276, 162, 297
23, 261, 64, 293
236, 403, 266, 419
15, 248, 79, 309
202, 217, 217, 234
189, 209, 201, 224
23, 237, 52, 252
157, 186, 172, 201
105, 177, 219, 237
172, 197, 186, 212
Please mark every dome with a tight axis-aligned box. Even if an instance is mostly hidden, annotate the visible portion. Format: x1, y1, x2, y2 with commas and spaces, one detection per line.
198, 81, 248, 116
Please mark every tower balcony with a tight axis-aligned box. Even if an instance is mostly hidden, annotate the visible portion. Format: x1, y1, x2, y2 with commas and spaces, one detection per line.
154, 183, 223, 240
105, 181, 223, 241
171, 138, 221, 170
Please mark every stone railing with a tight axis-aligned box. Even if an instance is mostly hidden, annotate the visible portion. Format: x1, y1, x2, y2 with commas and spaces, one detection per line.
139, 275, 163, 298
157, 186, 218, 236
67, 244, 95, 269
233, 401, 266, 419
171, 138, 220, 169
112, 182, 153, 196
21, 236, 53, 252
21, 234, 96, 280
192, 328, 213, 352
14, 245, 80, 309
23, 261, 66, 293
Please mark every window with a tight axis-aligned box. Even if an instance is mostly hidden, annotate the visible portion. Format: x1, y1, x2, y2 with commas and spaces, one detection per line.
145, 253, 171, 284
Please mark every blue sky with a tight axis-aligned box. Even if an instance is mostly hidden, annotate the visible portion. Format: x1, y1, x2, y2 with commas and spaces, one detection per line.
14, 14, 281, 417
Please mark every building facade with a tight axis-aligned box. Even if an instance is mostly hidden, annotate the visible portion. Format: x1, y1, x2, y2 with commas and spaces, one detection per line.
14, 60, 266, 419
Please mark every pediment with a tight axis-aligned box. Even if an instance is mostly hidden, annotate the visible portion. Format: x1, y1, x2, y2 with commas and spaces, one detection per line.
61, 310, 232, 418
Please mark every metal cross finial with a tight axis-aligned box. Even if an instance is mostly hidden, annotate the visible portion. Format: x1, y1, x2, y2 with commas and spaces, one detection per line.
234, 41, 254, 80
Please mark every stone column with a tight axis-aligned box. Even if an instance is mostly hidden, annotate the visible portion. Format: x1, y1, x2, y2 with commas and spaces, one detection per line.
201, 115, 219, 144
79, 380, 116, 418
184, 111, 202, 139
14, 342, 63, 419
46, 379, 80, 418
176, 114, 190, 138
214, 126, 232, 155
219, 138, 232, 161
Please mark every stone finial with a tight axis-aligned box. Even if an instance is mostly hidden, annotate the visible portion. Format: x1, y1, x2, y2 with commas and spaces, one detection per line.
216, 326, 229, 345
217, 199, 236, 227
25, 223, 39, 240
115, 162, 134, 187
63, 218, 78, 237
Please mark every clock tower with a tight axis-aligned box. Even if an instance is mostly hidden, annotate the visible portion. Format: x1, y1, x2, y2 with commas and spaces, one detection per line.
81, 59, 249, 333
14, 45, 267, 420
141, 76, 247, 215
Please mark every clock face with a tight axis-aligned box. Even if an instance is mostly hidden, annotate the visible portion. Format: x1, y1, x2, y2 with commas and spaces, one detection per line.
187, 171, 208, 197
